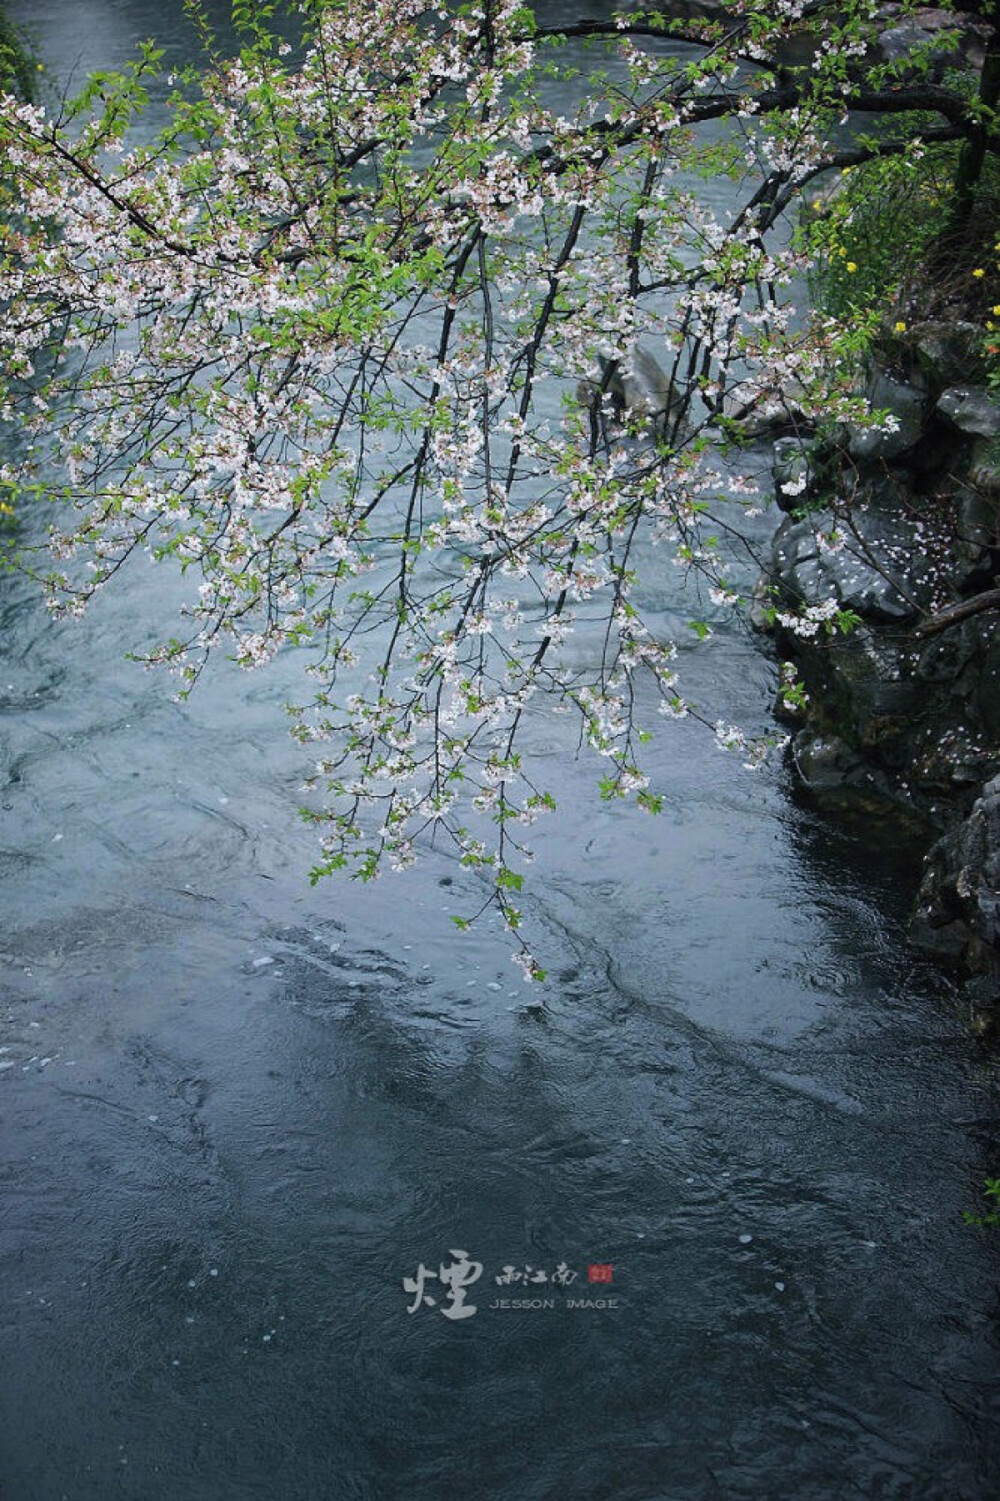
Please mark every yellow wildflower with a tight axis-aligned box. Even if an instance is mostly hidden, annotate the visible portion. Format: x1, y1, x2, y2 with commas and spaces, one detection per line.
846, 261, 857, 273
893, 321, 907, 333
973, 268, 986, 278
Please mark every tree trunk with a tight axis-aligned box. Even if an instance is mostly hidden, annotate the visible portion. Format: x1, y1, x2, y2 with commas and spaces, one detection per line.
951, 17, 1000, 227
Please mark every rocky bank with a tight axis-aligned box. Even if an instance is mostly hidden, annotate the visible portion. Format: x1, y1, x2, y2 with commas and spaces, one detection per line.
757, 325, 1000, 993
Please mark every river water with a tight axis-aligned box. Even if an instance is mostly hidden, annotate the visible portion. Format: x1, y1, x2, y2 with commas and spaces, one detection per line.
2, 4, 1000, 1499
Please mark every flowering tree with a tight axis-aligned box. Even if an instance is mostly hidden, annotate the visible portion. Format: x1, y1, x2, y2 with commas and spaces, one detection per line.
0, 0, 992, 974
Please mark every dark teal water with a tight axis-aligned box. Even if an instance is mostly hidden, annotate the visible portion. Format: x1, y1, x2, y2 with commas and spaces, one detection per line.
2, 4, 999, 1498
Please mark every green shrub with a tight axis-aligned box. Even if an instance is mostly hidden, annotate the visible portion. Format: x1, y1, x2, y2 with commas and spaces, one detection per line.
801, 146, 970, 322
964, 1177, 1000, 1230
802, 139, 1000, 387
0, 2, 36, 102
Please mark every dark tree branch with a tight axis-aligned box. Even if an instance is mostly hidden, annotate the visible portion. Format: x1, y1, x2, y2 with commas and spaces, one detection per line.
915, 588, 1000, 638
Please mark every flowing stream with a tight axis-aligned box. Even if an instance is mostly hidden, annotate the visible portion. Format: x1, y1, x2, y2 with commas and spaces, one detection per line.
2, 4, 1000, 1498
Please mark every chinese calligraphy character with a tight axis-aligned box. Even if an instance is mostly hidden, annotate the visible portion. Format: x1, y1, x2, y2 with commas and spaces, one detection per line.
495, 1265, 524, 1286
551, 1262, 578, 1287
403, 1263, 439, 1313
438, 1249, 482, 1320
495, 1264, 549, 1286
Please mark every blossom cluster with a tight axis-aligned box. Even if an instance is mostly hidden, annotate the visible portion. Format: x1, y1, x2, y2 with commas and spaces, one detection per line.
0, 0, 914, 972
